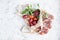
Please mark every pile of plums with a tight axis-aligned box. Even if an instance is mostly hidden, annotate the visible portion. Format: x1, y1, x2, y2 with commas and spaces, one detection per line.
22, 9, 54, 35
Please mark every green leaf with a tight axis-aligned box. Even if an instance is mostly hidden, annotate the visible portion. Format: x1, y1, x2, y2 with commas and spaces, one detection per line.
30, 9, 34, 12
27, 6, 29, 9
22, 9, 28, 14
28, 11, 31, 15
22, 4, 34, 15
37, 4, 39, 8
28, 9, 34, 15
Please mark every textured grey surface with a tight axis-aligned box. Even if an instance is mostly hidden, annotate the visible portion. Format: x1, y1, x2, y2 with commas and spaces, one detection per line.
0, 0, 60, 40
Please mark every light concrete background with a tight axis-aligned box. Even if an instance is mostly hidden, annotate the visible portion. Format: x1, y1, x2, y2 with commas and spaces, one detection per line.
0, 0, 60, 40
